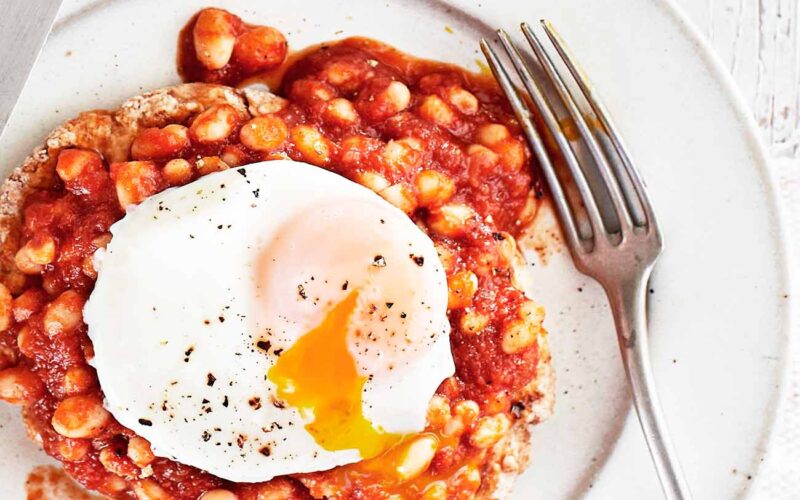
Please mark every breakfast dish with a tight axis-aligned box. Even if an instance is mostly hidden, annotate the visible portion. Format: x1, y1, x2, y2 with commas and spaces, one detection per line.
0, 7, 553, 499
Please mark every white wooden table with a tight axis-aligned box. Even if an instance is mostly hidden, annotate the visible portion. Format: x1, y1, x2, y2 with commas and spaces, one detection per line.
671, 0, 800, 496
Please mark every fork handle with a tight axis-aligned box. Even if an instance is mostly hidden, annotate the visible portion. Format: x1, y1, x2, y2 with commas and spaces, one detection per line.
607, 273, 692, 500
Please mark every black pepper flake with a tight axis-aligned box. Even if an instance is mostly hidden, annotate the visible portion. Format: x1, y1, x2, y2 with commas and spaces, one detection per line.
222, 396, 229, 407
510, 401, 526, 418
273, 348, 283, 356
202, 398, 210, 404
342, 280, 349, 291
410, 254, 425, 266
202, 430, 211, 442
184, 346, 194, 362
492, 232, 506, 241
218, 316, 225, 323
237, 434, 246, 448
217, 224, 223, 229
297, 284, 307, 299
386, 302, 394, 309
237, 168, 247, 177
256, 340, 271, 352
252, 188, 260, 198
372, 255, 386, 267
259, 445, 271, 457
207, 373, 216, 386
138, 418, 153, 427
272, 399, 286, 409
249, 397, 262, 410
400, 312, 407, 319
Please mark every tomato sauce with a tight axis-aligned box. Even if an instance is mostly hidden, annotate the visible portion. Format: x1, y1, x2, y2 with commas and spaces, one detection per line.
0, 8, 549, 499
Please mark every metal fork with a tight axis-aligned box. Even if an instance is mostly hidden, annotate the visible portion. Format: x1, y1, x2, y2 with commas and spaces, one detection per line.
480, 22, 691, 499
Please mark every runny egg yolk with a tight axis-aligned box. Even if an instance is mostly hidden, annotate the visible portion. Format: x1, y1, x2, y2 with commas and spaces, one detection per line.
267, 290, 402, 458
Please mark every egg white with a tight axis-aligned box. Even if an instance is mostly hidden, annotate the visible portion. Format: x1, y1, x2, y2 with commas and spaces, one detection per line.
84, 160, 453, 482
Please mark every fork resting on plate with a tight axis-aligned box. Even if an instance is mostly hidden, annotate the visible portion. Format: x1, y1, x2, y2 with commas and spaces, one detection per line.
481, 21, 692, 500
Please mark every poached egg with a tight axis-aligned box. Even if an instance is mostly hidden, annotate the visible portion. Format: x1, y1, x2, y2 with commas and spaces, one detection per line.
84, 160, 453, 482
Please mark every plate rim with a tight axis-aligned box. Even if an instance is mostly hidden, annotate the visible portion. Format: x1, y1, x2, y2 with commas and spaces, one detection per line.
646, 0, 795, 493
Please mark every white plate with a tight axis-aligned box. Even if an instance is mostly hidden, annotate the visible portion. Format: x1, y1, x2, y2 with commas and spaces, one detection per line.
0, 0, 791, 498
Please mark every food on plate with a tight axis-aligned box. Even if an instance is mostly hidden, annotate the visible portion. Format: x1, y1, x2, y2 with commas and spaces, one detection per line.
0, 7, 552, 499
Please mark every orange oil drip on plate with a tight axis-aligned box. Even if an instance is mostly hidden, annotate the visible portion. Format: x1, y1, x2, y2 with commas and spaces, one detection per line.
267, 290, 402, 458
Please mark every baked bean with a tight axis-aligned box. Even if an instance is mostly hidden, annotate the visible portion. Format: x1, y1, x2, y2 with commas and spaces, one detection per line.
421, 481, 448, 500
475, 123, 511, 148
200, 490, 238, 500
469, 414, 511, 449
418, 95, 456, 127
62, 365, 95, 396
322, 98, 359, 126
495, 138, 527, 172
16, 325, 36, 359
414, 170, 455, 207
162, 158, 194, 186
15, 234, 56, 274
56, 436, 91, 462
127, 436, 155, 468
517, 192, 539, 227
444, 86, 479, 115
196, 156, 230, 176
131, 125, 190, 160
55, 149, 103, 183
12, 289, 45, 323
395, 435, 438, 480
454, 400, 480, 426
104, 475, 130, 494
0, 345, 16, 370
428, 204, 477, 237
240, 115, 288, 152
459, 309, 489, 334
324, 60, 370, 93
193, 8, 237, 70
380, 138, 422, 173
354, 171, 390, 193
450, 465, 482, 493
189, 104, 239, 144
426, 394, 451, 430
290, 125, 332, 166
0, 367, 44, 405
133, 479, 171, 500
290, 78, 337, 104
246, 480, 299, 499
110, 161, 162, 209
466, 144, 500, 184
339, 136, 383, 168
379, 183, 417, 214
220, 144, 250, 167
43, 290, 85, 337
447, 271, 478, 309
0, 283, 11, 332
51, 395, 111, 439
233, 26, 287, 73
358, 80, 411, 121
501, 300, 545, 354
495, 232, 518, 265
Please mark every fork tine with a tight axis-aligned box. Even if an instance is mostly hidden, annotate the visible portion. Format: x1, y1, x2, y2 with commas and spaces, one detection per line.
520, 22, 634, 235
540, 20, 660, 235
493, 30, 608, 244
479, 39, 585, 253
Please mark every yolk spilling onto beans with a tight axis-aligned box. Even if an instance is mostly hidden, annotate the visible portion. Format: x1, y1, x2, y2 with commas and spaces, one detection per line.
268, 291, 401, 458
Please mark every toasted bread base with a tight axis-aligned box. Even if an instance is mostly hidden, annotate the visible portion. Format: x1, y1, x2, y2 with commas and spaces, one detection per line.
0, 83, 554, 499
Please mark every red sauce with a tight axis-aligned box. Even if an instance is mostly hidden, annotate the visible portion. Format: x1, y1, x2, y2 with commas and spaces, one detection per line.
1, 7, 549, 500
